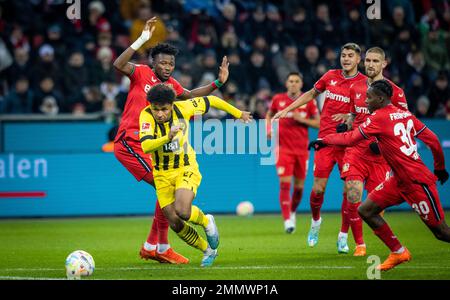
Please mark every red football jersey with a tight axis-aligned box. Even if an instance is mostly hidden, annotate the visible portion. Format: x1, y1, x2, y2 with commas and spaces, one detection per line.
347, 78, 409, 162
270, 93, 319, 154
314, 69, 367, 138
115, 64, 185, 142
325, 104, 445, 185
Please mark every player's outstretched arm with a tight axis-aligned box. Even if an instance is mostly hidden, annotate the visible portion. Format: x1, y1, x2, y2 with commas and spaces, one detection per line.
178, 56, 229, 100
208, 95, 252, 122
113, 17, 156, 76
322, 127, 366, 147
415, 126, 448, 184
272, 88, 319, 120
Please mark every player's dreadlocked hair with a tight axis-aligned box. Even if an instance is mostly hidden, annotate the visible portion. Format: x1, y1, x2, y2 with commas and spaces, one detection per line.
150, 43, 179, 59
371, 79, 393, 99
147, 83, 176, 105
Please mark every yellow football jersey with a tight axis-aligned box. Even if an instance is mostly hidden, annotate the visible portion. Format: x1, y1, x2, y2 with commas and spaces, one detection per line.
139, 96, 211, 172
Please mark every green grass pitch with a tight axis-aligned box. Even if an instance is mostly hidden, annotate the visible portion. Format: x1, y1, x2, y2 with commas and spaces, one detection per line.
1, 212, 449, 280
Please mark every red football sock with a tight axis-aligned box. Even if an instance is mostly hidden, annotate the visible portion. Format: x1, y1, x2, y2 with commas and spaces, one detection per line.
146, 206, 158, 245
373, 223, 402, 252
340, 193, 349, 233
348, 202, 364, 245
291, 187, 303, 213
155, 201, 169, 245
279, 182, 291, 220
310, 190, 324, 221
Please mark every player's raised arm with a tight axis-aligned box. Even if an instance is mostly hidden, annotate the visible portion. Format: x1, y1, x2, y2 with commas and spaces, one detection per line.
271, 88, 319, 120
177, 56, 230, 100
113, 17, 157, 76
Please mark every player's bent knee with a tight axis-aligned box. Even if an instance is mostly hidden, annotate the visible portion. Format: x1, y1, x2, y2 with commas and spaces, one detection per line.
358, 203, 370, 220
174, 205, 191, 221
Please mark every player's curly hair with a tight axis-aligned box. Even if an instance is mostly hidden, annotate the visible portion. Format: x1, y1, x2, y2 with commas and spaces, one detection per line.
150, 43, 179, 59
147, 83, 176, 105
371, 79, 393, 98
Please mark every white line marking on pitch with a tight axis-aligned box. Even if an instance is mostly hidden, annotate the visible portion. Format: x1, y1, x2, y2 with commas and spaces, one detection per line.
1, 265, 355, 272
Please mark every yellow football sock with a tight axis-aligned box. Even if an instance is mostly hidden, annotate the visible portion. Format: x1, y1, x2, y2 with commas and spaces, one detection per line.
177, 221, 208, 252
188, 205, 209, 228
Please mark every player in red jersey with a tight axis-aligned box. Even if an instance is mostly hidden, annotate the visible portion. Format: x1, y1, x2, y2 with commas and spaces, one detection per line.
332, 47, 409, 256
272, 43, 366, 247
113, 18, 230, 264
266, 72, 320, 233
310, 80, 450, 271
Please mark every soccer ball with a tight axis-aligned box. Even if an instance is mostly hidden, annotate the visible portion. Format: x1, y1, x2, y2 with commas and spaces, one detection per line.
236, 201, 254, 217
65, 250, 95, 280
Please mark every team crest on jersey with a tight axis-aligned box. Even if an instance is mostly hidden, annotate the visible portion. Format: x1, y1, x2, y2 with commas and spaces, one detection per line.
141, 122, 151, 131
375, 183, 384, 191
330, 80, 337, 86
363, 118, 371, 128
280, 101, 286, 107
342, 163, 349, 173
277, 167, 285, 175
356, 93, 361, 99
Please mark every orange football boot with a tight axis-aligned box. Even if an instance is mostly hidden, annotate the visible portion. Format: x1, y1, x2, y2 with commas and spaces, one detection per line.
139, 245, 167, 263
353, 245, 367, 256
376, 248, 411, 271
156, 248, 189, 264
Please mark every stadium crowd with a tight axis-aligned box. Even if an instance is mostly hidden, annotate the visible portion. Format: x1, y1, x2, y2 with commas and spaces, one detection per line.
0, 0, 449, 120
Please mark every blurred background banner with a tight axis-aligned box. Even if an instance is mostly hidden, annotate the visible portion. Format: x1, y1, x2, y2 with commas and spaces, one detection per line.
0, 119, 448, 218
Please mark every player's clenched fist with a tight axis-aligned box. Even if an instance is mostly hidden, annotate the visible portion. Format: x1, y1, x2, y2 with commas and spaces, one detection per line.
308, 139, 326, 150
169, 125, 182, 140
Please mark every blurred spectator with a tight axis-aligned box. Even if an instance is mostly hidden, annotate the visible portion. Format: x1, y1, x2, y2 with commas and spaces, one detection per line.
82, 86, 103, 113
243, 5, 269, 46
300, 45, 321, 90
246, 50, 274, 94
3, 77, 33, 113
39, 97, 59, 115
31, 44, 62, 90
9, 25, 30, 52
314, 3, 341, 49
191, 26, 216, 56
273, 45, 300, 87
33, 77, 63, 114
415, 95, 431, 118
421, 28, 450, 78
252, 100, 267, 119
90, 46, 116, 86
46, 24, 66, 64
227, 51, 247, 93
85, 1, 111, 41
385, 0, 416, 26
64, 51, 90, 111
428, 71, 450, 118
283, 6, 313, 51
404, 50, 430, 109
343, 8, 370, 48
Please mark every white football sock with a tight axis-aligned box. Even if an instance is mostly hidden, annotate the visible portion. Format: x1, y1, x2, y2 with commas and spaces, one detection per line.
157, 244, 170, 253
144, 242, 157, 251
394, 246, 405, 254
311, 217, 322, 227
338, 232, 348, 239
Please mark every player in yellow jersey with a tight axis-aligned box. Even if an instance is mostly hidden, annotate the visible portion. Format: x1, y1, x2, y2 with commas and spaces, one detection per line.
139, 83, 252, 266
